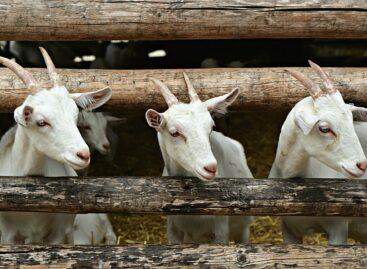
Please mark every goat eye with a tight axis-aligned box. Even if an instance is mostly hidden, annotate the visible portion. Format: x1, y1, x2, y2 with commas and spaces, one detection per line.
170, 131, 180, 137
318, 126, 331, 134
36, 120, 48, 127
84, 125, 91, 130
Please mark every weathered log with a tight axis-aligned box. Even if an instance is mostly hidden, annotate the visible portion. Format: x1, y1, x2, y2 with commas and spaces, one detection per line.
0, 67, 367, 112
0, 1, 366, 40
0, 176, 366, 216
0, 244, 366, 268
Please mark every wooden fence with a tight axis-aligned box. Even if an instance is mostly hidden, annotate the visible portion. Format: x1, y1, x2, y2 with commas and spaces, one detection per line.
0, 1, 366, 40
0, 67, 366, 112
1, 244, 367, 268
0, 176, 366, 267
1, 0, 367, 268
0, 176, 366, 216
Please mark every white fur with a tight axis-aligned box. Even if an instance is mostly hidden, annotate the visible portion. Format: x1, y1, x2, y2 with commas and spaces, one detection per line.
73, 214, 116, 245
0, 147, 77, 244
269, 93, 367, 245
146, 77, 253, 244
0, 84, 112, 244
348, 122, 367, 243
162, 131, 254, 244
75, 111, 120, 245
78, 111, 124, 158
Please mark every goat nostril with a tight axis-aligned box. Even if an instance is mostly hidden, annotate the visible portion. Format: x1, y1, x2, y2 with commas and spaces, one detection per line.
77, 151, 90, 161
103, 144, 110, 150
357, 162, 367, 172
360, 163, 367, 171
204, 164, 217, 174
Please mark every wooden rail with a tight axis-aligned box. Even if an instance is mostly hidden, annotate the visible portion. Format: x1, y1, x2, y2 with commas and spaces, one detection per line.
0, 67, 367, 112
0, 244, 366, 268
0, 1, 366, 40
0, 176, 366, 216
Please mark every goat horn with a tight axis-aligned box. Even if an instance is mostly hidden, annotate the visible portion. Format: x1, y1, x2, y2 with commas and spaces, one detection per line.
285, 69, 323, 100
150, 78, 178, 107
0, 56, 38, 94
183, 72, 200, 102
308, 60, 335, 94
39, 47, 62, 87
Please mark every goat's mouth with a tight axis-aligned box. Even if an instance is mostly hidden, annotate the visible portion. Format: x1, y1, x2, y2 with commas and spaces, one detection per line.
64, 157, 90, 170
342, 166, 363, 178
195, 169, 216, 181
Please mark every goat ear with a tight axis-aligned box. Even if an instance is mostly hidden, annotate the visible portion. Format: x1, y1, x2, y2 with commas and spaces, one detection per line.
294, 109, 319, 135
14, 105, 33, 127
146, 109, 164, 130
204, 88, 240, 116
105, 115, 127, 126
348, 104, 367, 122
70, 87, 112, 111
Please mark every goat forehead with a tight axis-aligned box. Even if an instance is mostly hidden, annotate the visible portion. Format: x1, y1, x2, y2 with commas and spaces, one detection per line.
31, 90, 78, 121
166, 104, 213, 129
315, 92, 347, 111
167, 103, 212, 123
33, 89, 71, 105
82, 112, 107, 128
95, 113, 108, 126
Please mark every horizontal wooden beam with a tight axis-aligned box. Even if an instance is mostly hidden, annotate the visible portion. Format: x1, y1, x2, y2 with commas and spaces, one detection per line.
0, 244, 366, 268
0, 176, 367, 216
1, 67, 367, 112
0, 1, 366, 40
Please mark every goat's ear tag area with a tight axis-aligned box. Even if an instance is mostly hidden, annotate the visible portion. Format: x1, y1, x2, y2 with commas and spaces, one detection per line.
204, 88, 240, 116
294, 109, 319, 135
145, 109, 164, 130
14, 105, 33, 126
348, 104, 367, 122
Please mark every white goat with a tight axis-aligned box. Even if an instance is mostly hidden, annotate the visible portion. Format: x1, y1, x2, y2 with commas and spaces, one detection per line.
145, 73, 253, 244
345, 122, 367, 243
0, 48, 112, 244
269, 61, 367, 245
78, 111, 124, 159
73, 214, 116, 245
75, 111, 123, 245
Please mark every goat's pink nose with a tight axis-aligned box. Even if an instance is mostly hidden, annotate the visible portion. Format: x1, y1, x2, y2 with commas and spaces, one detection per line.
204, 163, 217, 174
76, 150, 90, 161
102, 143, 110, 150
357, 161, 367, 172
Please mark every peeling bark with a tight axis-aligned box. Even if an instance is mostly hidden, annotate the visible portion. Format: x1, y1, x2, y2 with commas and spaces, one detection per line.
0, 176, 366, 216
0, 244, 366, 268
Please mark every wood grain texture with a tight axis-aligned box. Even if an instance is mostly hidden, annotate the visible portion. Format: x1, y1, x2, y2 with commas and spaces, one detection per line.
1, 67, 367, 112
0, 244, 366, 268
0, 176, 366, 216
0, 1, 366, 40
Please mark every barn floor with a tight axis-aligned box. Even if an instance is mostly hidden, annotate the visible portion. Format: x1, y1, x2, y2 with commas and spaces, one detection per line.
111, 215, 335, 245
